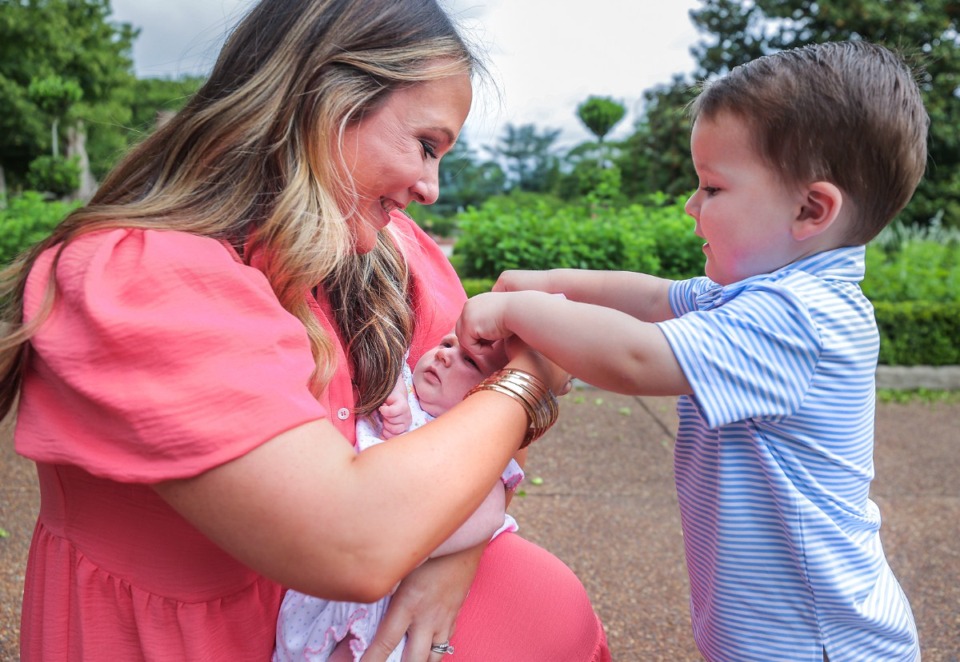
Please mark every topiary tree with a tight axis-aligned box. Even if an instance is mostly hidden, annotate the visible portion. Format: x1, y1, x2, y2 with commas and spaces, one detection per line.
576, 96, 626, 143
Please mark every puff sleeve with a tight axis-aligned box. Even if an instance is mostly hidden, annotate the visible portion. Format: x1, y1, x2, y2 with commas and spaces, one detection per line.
16, 228, 327, 482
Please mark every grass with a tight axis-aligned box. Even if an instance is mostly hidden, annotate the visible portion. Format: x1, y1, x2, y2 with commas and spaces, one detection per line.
876, 388, 960, 405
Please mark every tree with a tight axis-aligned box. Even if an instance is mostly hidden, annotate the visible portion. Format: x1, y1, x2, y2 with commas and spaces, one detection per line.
27, 74, 83, 158
621, 0, 960, 225
686, 0, 960, 227
570, 96, 627, 193
490, 123, 562, 193
0, 0, 138, 193
576, 96, 626, 144
432, 137, 506, 215
617, 75, 698, 201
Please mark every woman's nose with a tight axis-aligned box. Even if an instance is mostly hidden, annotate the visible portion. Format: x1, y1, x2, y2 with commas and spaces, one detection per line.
411, 164, 440, 205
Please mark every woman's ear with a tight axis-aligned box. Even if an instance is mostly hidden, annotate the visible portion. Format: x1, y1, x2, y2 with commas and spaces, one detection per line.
792, 181, 843, 242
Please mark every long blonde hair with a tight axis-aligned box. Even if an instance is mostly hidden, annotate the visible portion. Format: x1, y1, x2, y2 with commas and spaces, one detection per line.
0, 0, 478, 418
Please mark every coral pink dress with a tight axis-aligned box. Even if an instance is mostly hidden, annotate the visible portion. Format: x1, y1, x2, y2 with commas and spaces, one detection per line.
16, 213, 609, 661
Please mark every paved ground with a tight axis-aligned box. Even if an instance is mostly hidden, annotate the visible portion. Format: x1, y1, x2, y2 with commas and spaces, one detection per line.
2, 393, 958, 661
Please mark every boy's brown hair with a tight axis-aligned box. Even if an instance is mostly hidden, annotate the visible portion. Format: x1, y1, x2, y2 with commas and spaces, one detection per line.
689, 40, 929, 244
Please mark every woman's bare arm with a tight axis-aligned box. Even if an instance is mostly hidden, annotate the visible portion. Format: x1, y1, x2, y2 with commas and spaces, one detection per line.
153, 353, 563, 603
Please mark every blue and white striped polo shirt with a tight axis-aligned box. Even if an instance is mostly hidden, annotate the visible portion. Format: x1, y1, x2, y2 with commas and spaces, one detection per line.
656, 247, 919, 661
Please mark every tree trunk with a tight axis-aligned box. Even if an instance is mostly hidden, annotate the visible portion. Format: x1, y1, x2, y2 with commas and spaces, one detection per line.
66, 121, 97, 201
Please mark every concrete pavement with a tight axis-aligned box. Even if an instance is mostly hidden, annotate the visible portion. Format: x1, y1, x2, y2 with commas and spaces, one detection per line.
2, 393, 958, 660
510, 391, 960, 661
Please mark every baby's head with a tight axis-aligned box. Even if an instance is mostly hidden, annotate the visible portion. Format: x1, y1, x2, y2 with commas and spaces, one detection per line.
412, 332, 508, 417
689, 41, 928, 247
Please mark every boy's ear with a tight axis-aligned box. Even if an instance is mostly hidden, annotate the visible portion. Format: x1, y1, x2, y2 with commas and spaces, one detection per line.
793, 181, 843, 241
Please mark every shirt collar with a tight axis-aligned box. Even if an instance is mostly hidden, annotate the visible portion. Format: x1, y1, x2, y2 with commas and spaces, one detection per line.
695, 246, 866, 312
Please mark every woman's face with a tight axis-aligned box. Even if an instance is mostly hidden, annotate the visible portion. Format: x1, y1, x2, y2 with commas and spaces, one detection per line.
340, 72, 473, 253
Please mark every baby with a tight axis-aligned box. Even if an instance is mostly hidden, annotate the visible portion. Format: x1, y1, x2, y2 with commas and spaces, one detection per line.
274, 332, 520, 662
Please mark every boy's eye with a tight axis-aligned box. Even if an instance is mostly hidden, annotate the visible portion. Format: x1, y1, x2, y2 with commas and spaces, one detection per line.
702, 186, 720, 196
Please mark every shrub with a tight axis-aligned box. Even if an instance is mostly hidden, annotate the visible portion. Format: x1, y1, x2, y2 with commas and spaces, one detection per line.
25, 155, 81, 198
875, 302, 960, 366
461, 278, 495, 297
864, 234, 960, 304
454, 193, 698, 280
451, 194, 960, 368
0, 192, 77, 265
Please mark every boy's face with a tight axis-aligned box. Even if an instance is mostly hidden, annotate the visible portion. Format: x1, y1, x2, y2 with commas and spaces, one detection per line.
685, 111, 807, 285
413, 332, 506, 417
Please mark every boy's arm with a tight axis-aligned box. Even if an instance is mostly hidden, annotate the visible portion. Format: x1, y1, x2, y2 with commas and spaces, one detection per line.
495, 268, 676, 323
429, 483, 506, 558
457, 291, 691, 397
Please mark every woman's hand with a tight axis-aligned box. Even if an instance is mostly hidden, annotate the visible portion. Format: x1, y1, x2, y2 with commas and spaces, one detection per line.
361, 545, 483, 662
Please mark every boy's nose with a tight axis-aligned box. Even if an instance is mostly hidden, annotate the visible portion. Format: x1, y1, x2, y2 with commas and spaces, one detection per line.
684, 191, 700, 219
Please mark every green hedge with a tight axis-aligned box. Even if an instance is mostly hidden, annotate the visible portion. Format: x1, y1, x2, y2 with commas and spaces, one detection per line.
0, 192, 78, 265
875, 302, 960, 366
451, 194, 960, 368
454, 194, 702, 280
1, 191, 957, 368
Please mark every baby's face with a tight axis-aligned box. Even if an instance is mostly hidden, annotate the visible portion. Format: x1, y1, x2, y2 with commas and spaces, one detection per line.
413, 332, 507, 417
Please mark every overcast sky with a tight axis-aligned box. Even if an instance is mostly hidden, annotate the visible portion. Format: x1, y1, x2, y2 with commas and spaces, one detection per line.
109, 0, 703, 151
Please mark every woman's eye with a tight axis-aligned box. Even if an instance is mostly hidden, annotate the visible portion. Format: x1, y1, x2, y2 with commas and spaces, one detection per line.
464, 355, 479, 370
420, 140, 438, 159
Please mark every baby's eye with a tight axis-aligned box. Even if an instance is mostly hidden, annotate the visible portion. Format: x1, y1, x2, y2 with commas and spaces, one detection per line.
463, 355, 480, 370
701, 186, 720, 196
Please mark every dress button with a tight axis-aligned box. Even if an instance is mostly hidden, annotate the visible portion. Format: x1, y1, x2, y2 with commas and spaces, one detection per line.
337, 408, 350, 420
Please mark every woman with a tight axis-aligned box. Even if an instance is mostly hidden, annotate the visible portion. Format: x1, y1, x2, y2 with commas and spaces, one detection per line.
0, 0, 611, 660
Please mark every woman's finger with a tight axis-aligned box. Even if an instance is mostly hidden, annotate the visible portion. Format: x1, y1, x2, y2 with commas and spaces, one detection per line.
360, 608, 409, 662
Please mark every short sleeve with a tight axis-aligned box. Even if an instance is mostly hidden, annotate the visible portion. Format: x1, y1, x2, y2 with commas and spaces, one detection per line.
657, 284, 822, 428
17, 229, 327, 482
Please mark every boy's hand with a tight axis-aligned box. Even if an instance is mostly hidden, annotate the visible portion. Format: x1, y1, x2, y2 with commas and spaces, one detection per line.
456, 291, 514, 357
493, 269, 552, 293
379, 378, 412, 439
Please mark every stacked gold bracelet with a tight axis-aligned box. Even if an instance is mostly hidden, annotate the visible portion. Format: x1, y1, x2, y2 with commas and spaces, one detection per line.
466, 368, 560, 449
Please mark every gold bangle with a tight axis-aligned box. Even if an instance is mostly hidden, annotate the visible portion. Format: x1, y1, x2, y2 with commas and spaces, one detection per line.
466, 368, 560, 449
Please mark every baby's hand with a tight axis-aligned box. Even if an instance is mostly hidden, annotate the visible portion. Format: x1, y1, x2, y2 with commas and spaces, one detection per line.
379, 379, 412, 439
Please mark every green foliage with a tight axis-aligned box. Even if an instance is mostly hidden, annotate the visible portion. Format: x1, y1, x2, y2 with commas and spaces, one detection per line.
0, 0, 138, 189
875, 302, 960, 366
877, 388, 960, 404
28, 74, 83, 118
617, 76, 698, 201
454, 193, 698, 280
864, 222, 960, 303
407, 204, 459, 237
490, 123, 562, 193
682, 0, 960, 228
451, 189, 960, 367
460, 278, 495, 297
576, 96, 626, 143
25, 155, 81, 197
0, 192, 78, 265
